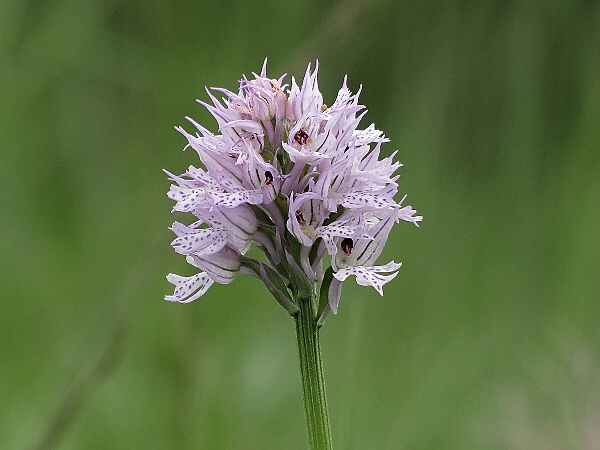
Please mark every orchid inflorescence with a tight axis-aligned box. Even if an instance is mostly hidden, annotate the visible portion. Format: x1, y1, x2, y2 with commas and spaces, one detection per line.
165, 60, 421, 319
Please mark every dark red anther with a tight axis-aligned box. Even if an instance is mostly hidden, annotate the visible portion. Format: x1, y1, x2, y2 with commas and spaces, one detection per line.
265, 170, 273, 185
295, 211, 306, 226
341, 238, 354, 255
294, 129, 309, 146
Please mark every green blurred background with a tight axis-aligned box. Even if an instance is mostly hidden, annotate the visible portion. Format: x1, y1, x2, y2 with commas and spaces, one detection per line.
2, 0, 600, 448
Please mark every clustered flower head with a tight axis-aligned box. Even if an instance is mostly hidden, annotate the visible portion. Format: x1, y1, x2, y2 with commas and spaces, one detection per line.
165, 60, 421, 317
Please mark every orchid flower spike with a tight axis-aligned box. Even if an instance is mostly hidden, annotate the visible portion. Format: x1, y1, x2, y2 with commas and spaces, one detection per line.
165, 59, 422, 316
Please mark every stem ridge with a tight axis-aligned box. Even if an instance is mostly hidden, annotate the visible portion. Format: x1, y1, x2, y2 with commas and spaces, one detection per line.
294, 295, 333, 450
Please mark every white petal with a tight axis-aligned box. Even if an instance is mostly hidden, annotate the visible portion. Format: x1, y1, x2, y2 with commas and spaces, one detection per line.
328, 278, 343, 314
333, 262, 401, 296
191, 246, 241, 285
165, 272, 214, 303
168, 185, 208, 212
170, 226, 228, 256
209, 190, 264, 208
397, 204, 423, 226
369, 261, 403, 272
342, 192, 396, 210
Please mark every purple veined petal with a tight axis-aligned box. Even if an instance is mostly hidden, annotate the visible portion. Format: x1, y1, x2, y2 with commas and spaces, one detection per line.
297, 61, 322, 119
312, 127, 353, 165
355, 140, 382, 168
381, 183, 399, 197
287, 62, 322, 122
287, 98, 356, 165
218, 204, 258, 235
191, 246, 241, 285
285, 76, 301, 120
219, 122, 260, 150
194, 140, 244, 174
286, 202, 315, 247
235, 138, 263, 165
308, 128, 333, 155
324, 109, 366, 154
313, 160, 345, 204
221, 119, 265, 136
313, 164, 334, 197
332, 262, 402, 296
260, 184, 277, 204
331, 111, 366, 142
212, 205, 258, 252
288, 101, 319, 139
354, 213, 395, 265
334, 210, 396, 268
170, 224, 229, 256
282, 138, 333, 166
165, 272, 215, 303
261, 117, 276, 147
240, 155, 281, 194
286, 192, 326, 246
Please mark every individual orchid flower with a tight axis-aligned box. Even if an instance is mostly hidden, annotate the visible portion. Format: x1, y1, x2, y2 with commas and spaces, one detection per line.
164, 271, 214, 304
283, 74, 365, 168
164, 245, 242, 303
287, 190, 371, 256
327, 209, 403, 313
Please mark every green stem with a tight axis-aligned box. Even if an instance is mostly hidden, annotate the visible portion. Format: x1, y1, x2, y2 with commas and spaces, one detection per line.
294, 294, 333, 450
